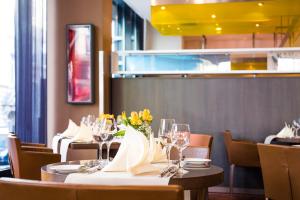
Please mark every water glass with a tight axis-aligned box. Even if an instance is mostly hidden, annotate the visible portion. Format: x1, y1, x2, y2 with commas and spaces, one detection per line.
171, 123, 190, 172
99, 117, 116, 163
158, 119, 175, 166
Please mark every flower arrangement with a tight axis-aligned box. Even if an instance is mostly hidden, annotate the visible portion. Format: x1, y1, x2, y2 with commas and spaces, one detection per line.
116, 109, 153, 138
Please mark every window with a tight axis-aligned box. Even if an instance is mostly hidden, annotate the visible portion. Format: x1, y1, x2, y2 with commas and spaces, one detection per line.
0, 0, 47, 166
0, 0, 16, 166
112, 0, 144, 70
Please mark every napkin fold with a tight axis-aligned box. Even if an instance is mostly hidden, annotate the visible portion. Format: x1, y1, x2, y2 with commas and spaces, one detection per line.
148, 134, 167, 163
277, 124, 294, 138
71, 124, 94, 143
102, 126, 164, 175
61, 119, 79, 138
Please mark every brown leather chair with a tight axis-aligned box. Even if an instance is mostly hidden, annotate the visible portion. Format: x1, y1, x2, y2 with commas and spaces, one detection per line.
287, 147, 300, 200
190, 133, 213, 158
0, 178, 184, 200
257, 144, 292, 200
223, 130, 260, 193
171, 133, 213, 160
8, 135, 61, 180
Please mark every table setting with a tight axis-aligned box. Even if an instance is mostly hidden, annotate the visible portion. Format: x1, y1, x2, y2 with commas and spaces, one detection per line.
46, 109, 223, 200
264, 119, 300, 145
50, 109, 214, 182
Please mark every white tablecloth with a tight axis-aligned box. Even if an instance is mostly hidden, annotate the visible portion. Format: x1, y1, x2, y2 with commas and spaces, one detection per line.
65, 163, 170, 186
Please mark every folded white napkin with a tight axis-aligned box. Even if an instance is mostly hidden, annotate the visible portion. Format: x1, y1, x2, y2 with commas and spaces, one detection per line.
52, 135, 62, 153
102, 126, 162, 175
71, 124, 94, 143
277, 124, 294, 138
61, 119, 79, 138
148, 134, 167, 163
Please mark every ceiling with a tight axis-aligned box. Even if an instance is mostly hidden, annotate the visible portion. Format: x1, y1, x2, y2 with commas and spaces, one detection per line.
151, 0, 300, 35
123, 0, 151, 20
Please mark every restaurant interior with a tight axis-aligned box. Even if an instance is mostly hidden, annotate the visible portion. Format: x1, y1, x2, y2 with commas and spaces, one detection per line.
1, 0, 300, 199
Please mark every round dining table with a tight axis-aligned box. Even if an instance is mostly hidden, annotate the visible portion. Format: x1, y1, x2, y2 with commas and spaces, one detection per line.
41, 160, 224, 200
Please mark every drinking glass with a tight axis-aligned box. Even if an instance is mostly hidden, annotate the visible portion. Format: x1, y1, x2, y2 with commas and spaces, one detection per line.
171, 124, 190, 173
86, 115, 96, 127
158, 119, 175, 166
99, 117, 116, 164
91, 122, 104, 160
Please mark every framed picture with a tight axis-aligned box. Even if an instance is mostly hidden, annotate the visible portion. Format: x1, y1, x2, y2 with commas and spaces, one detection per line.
66, 24, 94, 104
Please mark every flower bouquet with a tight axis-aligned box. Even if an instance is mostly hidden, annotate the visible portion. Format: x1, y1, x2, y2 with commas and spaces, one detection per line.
115, 109, 153, 139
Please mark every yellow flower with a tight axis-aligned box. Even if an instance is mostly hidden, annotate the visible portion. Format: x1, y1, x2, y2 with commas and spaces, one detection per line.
99, 114, 114, 120
121, 112, 127, 120
130, 111, 142, 126
141, 109, 153, 122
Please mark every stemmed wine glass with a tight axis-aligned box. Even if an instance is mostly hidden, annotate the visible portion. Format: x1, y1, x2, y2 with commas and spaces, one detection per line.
99, 117, 117, 164
171, 124, 190, 173
158, 119, 175, 166
91, 122, 104, 161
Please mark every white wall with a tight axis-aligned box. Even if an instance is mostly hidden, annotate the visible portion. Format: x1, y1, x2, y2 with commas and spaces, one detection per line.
145, 21, 182, 50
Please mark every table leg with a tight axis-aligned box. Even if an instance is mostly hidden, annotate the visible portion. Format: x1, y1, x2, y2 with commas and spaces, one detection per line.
190, 188, 208, 200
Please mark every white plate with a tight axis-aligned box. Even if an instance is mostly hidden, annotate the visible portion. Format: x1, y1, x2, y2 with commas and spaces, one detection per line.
184, 158, 211, 164
49, 165, 84, 173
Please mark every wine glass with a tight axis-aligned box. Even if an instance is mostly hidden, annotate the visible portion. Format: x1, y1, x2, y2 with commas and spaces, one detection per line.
91, 122, 104, 160
171, 124, 190, 173
99, 117, 117, 164
86, 115, 96, 127
158, 119, 175, 166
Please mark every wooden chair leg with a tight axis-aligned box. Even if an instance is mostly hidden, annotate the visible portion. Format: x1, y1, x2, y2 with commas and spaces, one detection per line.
229, 164, 235, 194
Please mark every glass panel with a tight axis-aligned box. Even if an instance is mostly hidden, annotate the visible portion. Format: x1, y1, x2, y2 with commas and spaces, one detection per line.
0, 0, 16, 165
125, 54, 230, 72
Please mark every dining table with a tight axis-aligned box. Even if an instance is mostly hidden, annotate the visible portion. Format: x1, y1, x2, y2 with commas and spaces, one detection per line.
41, 160, 224, 200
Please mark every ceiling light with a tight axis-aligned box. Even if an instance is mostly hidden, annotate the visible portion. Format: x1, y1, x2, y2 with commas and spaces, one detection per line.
256, 23, 260, 27
160, 6, 166, 10
211, 14, 216, 19
216, 27, 222, 31
258, 2, 264, 7
177, 27, 181, 30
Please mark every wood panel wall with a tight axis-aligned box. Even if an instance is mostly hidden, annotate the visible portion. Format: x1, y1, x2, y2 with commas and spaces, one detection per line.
112, 77, 300, 188
47, 0, 112, 144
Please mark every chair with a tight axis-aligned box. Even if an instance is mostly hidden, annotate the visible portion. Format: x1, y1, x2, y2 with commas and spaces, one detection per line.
170, 133, 213, 160
189, 133, 213, 158
0, 178, 184, 200
223, 130, 260, 193
287, 147, 300, 200
8, 135, 61, 180
257, 144, 292, 200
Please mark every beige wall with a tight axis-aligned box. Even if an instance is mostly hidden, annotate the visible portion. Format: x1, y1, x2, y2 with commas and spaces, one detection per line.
145, 21, 182, 50
47, 0, 112, 144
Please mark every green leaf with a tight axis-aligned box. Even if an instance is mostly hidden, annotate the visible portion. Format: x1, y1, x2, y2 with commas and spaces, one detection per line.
114, 130, 126, 137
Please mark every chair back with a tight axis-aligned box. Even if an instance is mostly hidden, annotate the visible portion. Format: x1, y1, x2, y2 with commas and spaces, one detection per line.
189, 133, 213, 157
7, 135, 22, 178
257, 144, 292, 200
223, 130, 260, 167
223, 130, 233, 164
0, 178, 184, 200
287, 147, 300, 200
7, 135, 61, 180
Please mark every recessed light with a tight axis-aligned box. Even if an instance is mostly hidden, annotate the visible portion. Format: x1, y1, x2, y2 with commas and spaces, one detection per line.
211, 14, 217, 19
256, 23, 260, 27
258, 2, 264, 7
216, 27, 222, 31
161, 6, 166, 10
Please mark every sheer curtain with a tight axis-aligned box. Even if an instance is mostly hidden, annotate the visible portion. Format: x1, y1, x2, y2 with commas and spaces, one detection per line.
15, 0, 47, 143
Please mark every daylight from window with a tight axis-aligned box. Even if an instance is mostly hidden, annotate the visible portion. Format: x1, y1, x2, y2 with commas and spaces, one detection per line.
0, 0, 15, 165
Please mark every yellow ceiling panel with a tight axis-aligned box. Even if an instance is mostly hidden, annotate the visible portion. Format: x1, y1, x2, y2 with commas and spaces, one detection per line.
151, 0, 300, 35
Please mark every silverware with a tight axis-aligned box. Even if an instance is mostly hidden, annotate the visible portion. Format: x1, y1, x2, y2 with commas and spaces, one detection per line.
161, 166, 177, 177
165, 166, 178, 178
